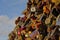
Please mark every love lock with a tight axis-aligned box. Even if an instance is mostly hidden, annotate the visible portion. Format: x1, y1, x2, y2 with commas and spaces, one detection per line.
25, 34, 28, 37
58, 28, 60, 31
31, 7, 36, 12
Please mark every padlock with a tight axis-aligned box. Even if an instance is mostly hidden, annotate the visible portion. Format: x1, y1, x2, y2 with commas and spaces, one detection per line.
31, 7, 36, 12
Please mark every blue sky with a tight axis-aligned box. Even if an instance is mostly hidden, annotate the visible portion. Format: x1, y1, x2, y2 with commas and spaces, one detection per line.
0, 0, 27, 18
0, 0, 27, 40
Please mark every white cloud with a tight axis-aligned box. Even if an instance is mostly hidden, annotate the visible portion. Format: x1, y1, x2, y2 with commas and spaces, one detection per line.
0, 15, 16, 36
